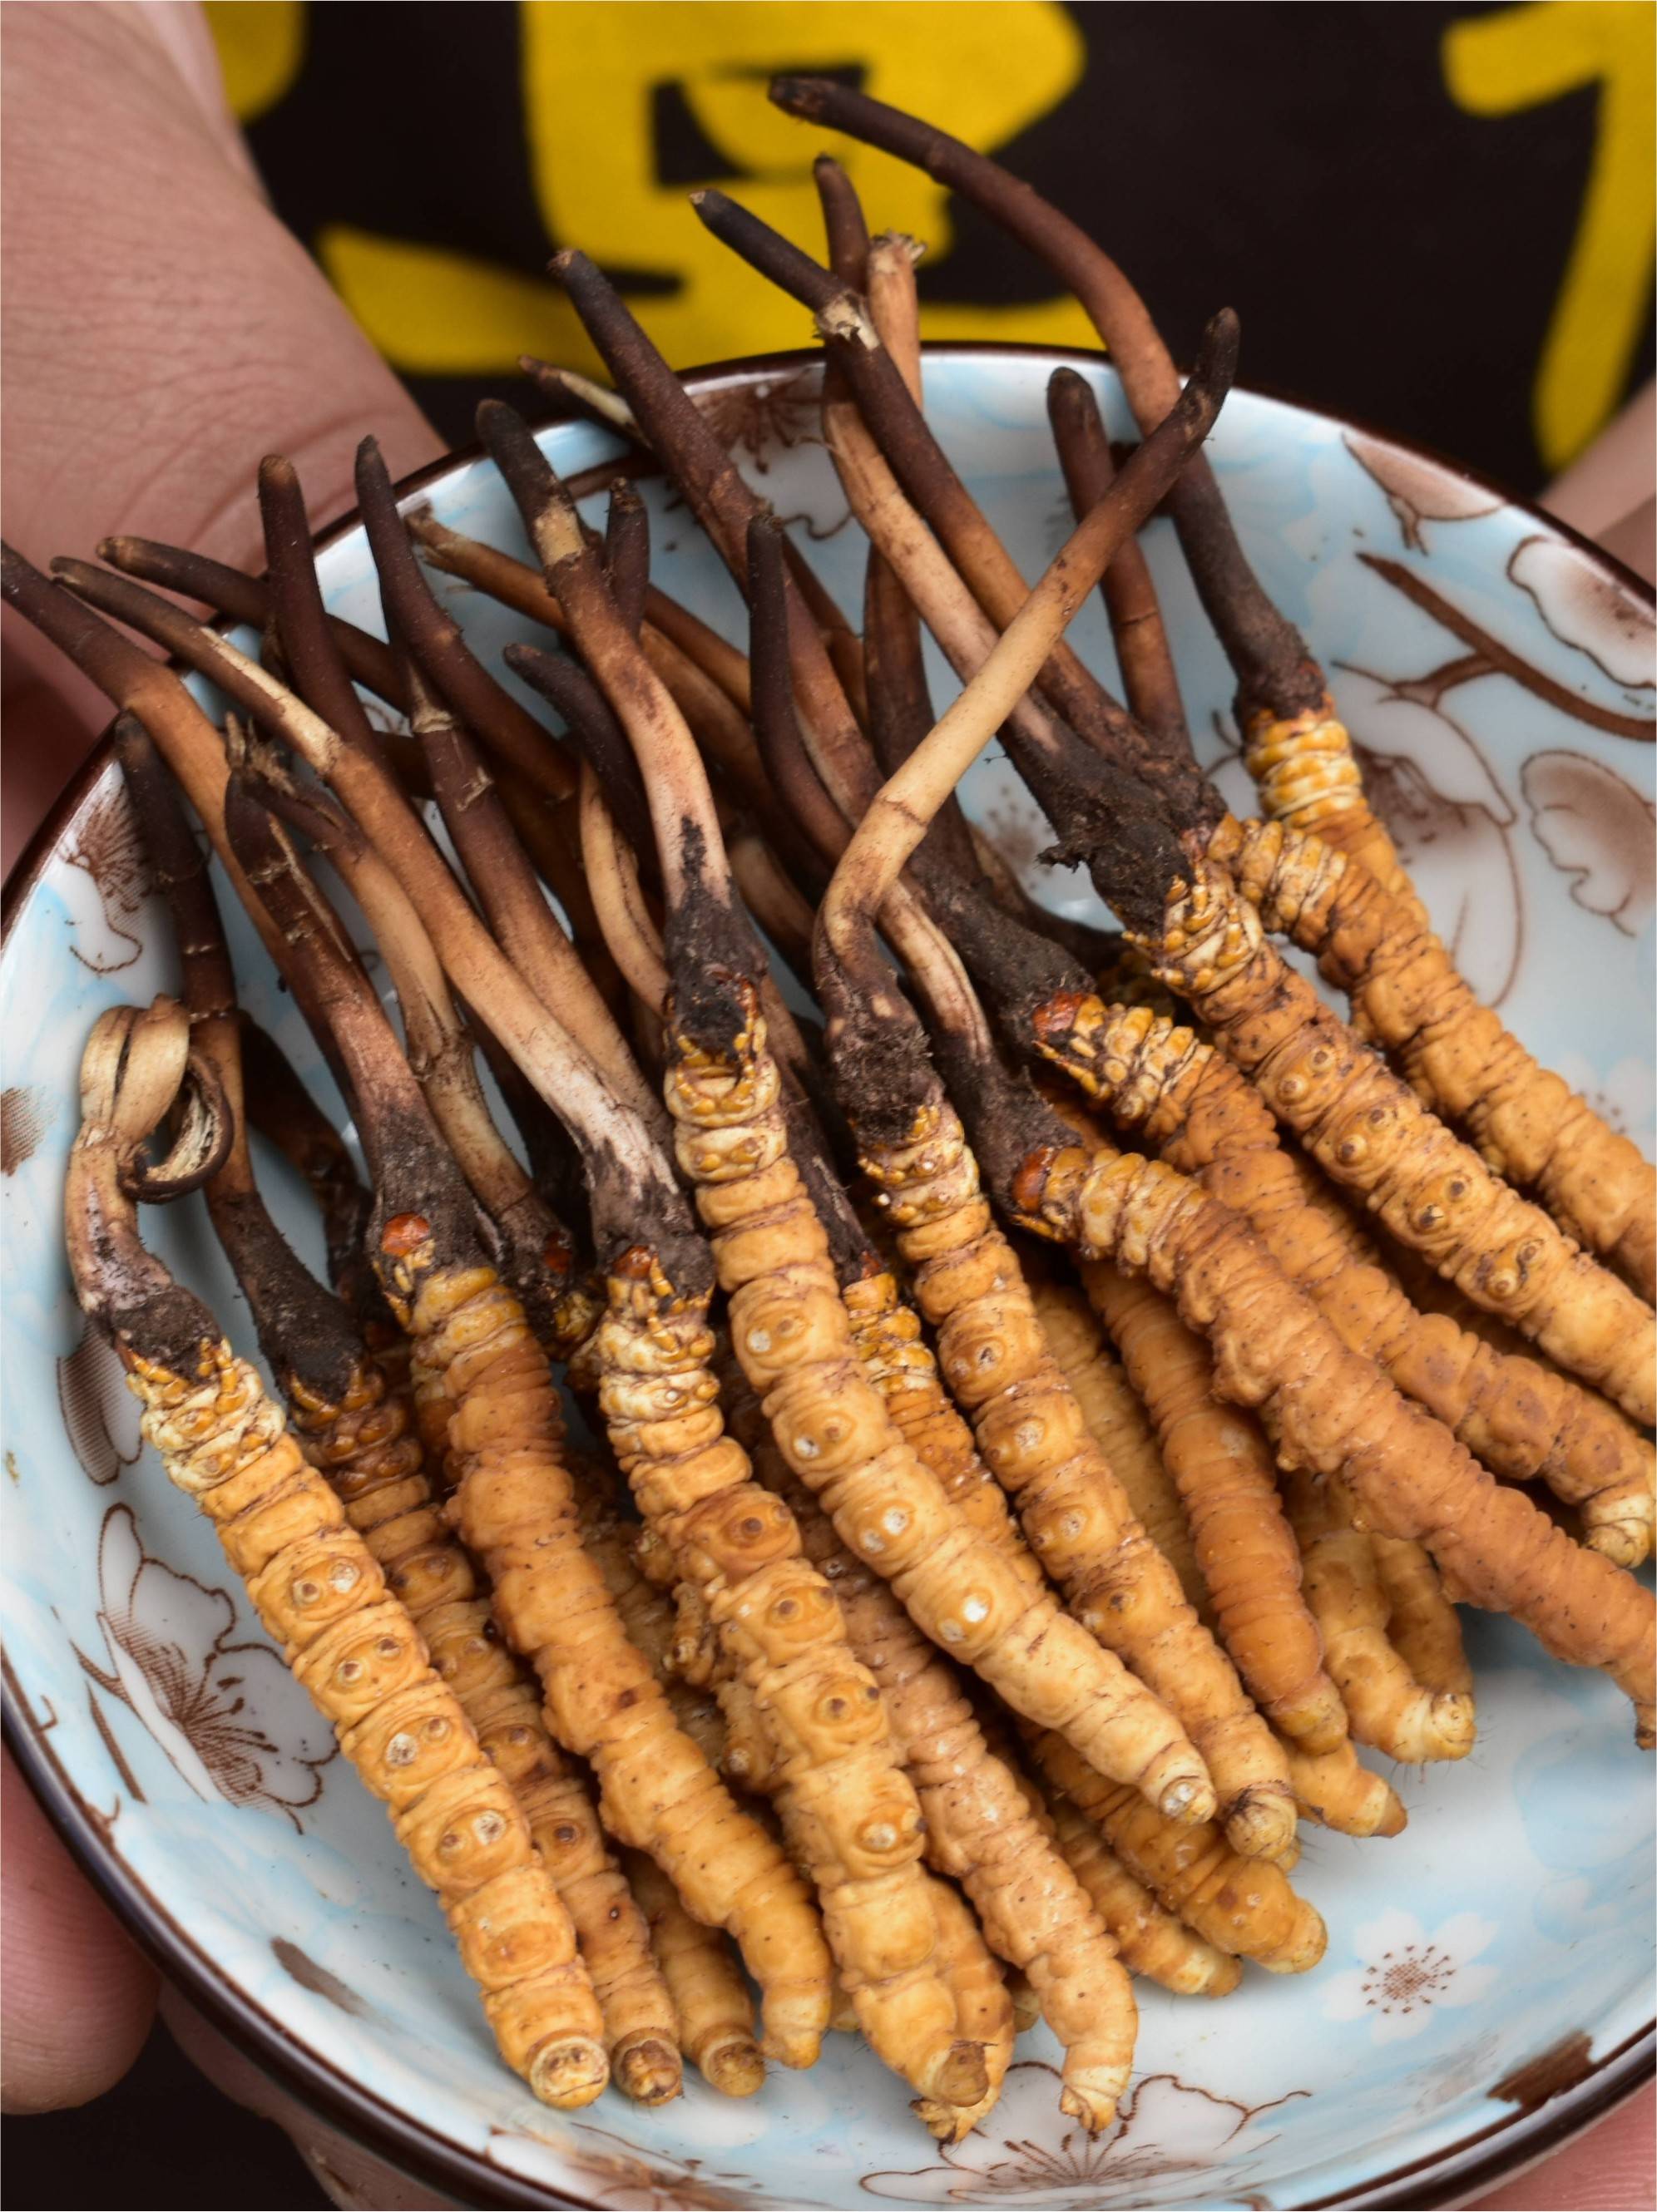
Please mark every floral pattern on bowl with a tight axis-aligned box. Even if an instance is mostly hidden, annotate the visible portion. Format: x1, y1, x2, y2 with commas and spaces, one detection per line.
3, 346, 1652, 2210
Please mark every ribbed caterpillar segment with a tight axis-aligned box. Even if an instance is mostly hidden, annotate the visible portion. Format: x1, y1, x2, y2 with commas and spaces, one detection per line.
294, 1359, 690, 2099
1077, 1268, 1347, 1753
843, 1268, 1041, 1579
123, 1339, 608, 2109
1029, 1727, 1325, 1974
1215, 811, 1657, 1304
626, 1851, 766, 2097
668, 1006, 1212, 1837
738, 1392, 1135, 2135
913, 1884, 1016, 2145
1240, 695, 1418, 916
1029, 1145, 1657, 1743
1040, 994, 1654, 1568
1142, 869, 1656, 1426
1026, 1276, 1208, 1619
1281, 1736, 1407, 1839
1042, 1791, 1241, 1997
1284, 1472, 1475, 1765
402, 1253, 834, 2070
594, 1257, 979, 2114
868, 1102, 1293, 1861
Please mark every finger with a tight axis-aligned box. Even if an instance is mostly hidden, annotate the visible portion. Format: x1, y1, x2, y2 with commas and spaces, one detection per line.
1472, 2084, 1655, 2210
1, 2, 443, 867
163, 1991, 452, 2211
1, 1747, 159, 2112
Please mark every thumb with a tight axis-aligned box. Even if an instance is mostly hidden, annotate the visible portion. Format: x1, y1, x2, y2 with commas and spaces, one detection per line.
1, 1748, 159, 2112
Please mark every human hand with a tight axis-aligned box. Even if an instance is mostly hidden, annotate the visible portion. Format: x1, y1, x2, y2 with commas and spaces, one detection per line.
0, 0, 438, 874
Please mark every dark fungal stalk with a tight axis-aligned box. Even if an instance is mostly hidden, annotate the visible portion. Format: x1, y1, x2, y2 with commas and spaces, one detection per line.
97, 531, 408, 709
688, 187, 1153, 777
764, 77, 1319, 725
1046, 369, 1191, 760
221, 781, 484, 1293
118, 716, 369, 1409
48, 523, 694, 1283
478, 399, 765, 1061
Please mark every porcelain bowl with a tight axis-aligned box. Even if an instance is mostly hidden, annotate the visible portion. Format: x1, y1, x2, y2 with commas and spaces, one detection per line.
3, 347, 1653, 2210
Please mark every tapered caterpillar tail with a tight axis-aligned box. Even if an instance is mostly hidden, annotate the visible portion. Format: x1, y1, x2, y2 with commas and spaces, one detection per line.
665, 993, 1212, 1831
1071, 1263, 1346, 1752
290, 1361, 683, 2101
594, 1250, 982, 2113
1026, 1276, 1208, 1618
1041, 1791, 1242, 1997
913, 1884, 1016, 2144
1026, 1730, 1326, 1973
739, 1406, 1136, 2135
864, 1099, 1293, 1859
393, 1243, 836, 2067
1369, 1531, 1477, 1708
1036, 993, 1655, 1565
1284, 1472, 1476, 1765
1021, 1143, 1656, 1744
1140, 867, 1655, 1426
1214, 810, 1657, 1303
1281, 1736, 1407, 1839
625, 1852, 767, 2097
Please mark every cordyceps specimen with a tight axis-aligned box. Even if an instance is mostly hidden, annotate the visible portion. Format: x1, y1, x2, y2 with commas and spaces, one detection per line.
812, 500, 1656, 1750
115, 718, 687, 2106
214, 773, 838, 2072
755, 253, 1655, 1452
799, 311, 1310, 1864
5, 531, 850, 2070
765, 77, 1656, 1308
368, 421, 1010, 2119
64, 995, 611, 2109
474, 398, 1195, 2123
487, 315, 1236, 1829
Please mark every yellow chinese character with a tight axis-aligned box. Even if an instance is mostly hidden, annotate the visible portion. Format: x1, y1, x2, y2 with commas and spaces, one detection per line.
1444, 1, 1655, 469
320, 0, 1092, 377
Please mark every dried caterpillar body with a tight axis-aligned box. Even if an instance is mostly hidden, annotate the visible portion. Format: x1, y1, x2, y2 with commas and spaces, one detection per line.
1140, 869, 1655, 1427
1040, 992, 1655, 1568
1280, 1736, 1407, 1839
1027, 1728, 1325, 1973
288, 1358, 682, 2101
1370, 1528, 1477, 1705
625, 1852, 767, 2096
125, 1339, 609, 2106
1026, 1277, 1209, 1619
915, 1883, 1016, 2144
1041, 1790, 1242, 1996
736, 1396, 1138, 2133
1239, 697, 1418, 918
1214, 806, 1656, 1302
390, 1237, 836, 2067
575, 1481, 734, 1778
1284, 1471, 1475, 1765
1021, 1142, 1656, 1743
843, 1266, 1041, 1580
865, 1097, 1295, 1859
1068, 1262, 1345, 1752
663, 988, 1214, 1831
593, 1246, 985, 2115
